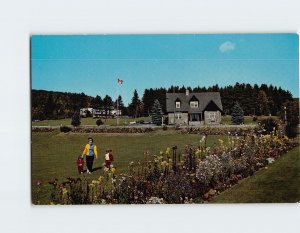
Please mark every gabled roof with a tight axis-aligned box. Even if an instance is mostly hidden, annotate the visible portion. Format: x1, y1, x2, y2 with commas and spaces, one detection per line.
166, 92, 223, 113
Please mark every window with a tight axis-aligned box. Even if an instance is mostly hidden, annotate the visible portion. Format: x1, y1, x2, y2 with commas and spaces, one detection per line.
190, 101, 198, 108
175, 101, 181, 108
208, 112, 216, 119
175, 113, 182, 119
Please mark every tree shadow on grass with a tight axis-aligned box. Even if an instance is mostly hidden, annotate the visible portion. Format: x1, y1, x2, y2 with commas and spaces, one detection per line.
81, 167, 102, 174
92, 166, 102, 172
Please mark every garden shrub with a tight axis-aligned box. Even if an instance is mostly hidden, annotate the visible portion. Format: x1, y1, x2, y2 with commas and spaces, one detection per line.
281, 100, 299, 138
60, 125, 72, 133
71, 112, 81, 127
259, 117, 278, 134
96, 119, 103, 126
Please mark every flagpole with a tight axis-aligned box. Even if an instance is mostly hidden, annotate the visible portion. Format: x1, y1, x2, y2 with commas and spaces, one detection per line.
117, 93, 119, 126
117, 79, 119, 126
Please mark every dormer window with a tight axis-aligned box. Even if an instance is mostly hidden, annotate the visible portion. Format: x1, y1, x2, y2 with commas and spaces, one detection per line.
189, 95, 199, 108
175, 97, 181, 109
190, 101, 198, 108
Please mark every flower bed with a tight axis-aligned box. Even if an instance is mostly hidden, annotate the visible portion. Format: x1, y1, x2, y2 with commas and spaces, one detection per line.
32, 126, 154, 134
181, 125, 259, 136
34, 129, 297, 204
72, 127, 154, 134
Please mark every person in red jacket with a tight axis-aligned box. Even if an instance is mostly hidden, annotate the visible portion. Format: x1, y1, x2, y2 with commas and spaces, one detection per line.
104, 149, 114, 169
77, 155, 84, 174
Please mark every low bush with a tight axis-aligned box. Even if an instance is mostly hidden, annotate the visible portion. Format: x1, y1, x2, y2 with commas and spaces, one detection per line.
96, 119, 103, 126
259, 117, 278, 134
60, 125, 72, 133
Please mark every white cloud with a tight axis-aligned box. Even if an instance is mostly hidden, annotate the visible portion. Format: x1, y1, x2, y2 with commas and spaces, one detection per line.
219, 41, 235, 53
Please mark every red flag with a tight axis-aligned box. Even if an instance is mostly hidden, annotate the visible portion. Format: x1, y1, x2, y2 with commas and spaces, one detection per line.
117, 78, 123, 84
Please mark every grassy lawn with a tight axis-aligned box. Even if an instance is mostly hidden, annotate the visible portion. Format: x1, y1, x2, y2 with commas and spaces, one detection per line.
32, 117, 151, 126
212, 144, 300, 203
221, 115, 279, 125
32, 130, 226, 204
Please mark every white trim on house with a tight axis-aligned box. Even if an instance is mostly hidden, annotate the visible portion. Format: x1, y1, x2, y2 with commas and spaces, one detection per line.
190, 101, 199, 108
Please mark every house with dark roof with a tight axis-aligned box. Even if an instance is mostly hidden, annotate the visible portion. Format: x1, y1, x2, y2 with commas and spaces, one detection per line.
166, 90, 223, 125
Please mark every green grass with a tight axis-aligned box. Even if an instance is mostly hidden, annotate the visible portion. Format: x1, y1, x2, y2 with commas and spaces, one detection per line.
212, 144, 300, 203
221, 115, 279, 125
32, 130, 226, 204
32, 117, 151, 126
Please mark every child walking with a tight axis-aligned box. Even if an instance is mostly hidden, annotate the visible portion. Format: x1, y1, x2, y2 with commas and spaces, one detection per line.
77, 155, 84, 174
104, 149, 114, 169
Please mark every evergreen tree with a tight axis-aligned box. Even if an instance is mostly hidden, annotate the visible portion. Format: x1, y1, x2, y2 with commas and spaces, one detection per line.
79, 92, 88, 108
151, 99, 164, 126
142, 89, 153, 116
128, 89, 141, 118
44, 94, 55, 119
231, 102, 244, 125
142, 88, 166, 116
103, 95, 113, 118
71, 112, 81, 127
256, 90, 269, 115
114, 95, 125, 116
91, 95, 103, 109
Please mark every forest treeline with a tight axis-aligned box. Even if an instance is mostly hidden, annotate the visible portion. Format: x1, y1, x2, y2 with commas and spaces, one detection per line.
32, 83, 295, 120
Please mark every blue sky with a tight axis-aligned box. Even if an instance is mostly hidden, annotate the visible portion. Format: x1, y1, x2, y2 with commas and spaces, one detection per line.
31, 34, 299, 105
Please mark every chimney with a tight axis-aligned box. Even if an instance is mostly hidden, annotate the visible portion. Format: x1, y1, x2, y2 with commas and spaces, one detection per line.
186, 89, 189, 96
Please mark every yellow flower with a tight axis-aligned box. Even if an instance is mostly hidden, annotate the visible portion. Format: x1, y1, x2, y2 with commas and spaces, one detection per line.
218, 139, 224, 145
159, 151, 163, 155
92, 180, 100, 185
166, 147, 171, 154
111, 167, 116, 173
98, 176, 104, 182
62, 188, 68, 195
104, 167, 109, 172
161, 161, 168, 167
